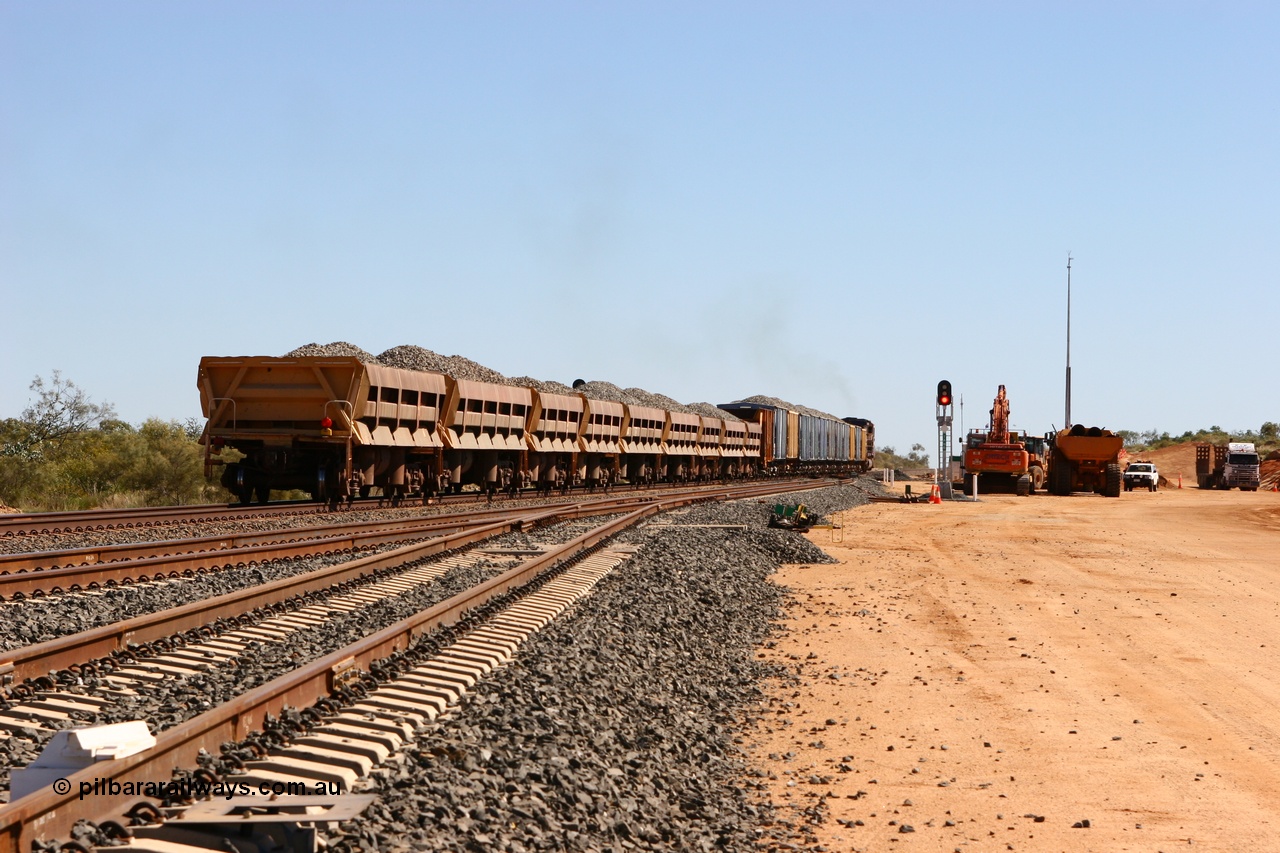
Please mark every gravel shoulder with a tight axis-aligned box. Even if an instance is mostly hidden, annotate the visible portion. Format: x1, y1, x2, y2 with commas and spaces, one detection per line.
747, 486, 1280, 851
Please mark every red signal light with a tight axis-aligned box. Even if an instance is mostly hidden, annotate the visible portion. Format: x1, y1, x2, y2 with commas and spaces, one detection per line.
320, 417, 333, 429
936, 380, 953, 408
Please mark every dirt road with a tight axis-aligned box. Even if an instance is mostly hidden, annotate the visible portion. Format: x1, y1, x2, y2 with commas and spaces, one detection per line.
749, 486, 1280, 852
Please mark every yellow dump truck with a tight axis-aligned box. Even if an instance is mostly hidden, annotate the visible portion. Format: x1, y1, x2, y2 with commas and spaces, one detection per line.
1048, 425, 1125, 497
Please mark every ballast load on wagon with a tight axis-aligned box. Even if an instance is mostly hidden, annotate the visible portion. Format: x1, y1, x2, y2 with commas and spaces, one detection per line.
198, 355, 875, 506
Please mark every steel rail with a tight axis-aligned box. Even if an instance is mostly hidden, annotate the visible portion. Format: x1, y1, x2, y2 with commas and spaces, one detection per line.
0, 480, 836, 599
0, 489, 684, 683
0, 501, 326, 538
0, 504, 578, 575
0, 476, 827, 539
0, 508, 653, 853
0, 515, 540, 685
0, 477, 845, 850
0, 518, 496, 602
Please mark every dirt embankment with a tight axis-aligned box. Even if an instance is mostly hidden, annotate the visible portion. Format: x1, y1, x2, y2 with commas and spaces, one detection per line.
749, 486, 1280, 851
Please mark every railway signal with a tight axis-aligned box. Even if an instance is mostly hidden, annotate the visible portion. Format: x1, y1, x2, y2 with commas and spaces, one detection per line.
935, 381, 954, 499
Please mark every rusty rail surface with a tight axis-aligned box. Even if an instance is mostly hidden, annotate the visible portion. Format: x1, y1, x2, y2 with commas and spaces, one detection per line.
0, 477, 826, 539
0, 508, 653, 853
0, 501, 328, 538
0, 478, 845, 851
0, 514, 545, 685
0, 481, 833, 599
0, 502, 581, 573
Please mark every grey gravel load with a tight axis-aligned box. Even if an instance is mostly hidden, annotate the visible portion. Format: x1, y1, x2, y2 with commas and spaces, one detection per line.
625, 387, 695, 414
377, 346, 509, 385
734, 394, 842, 421
284, 342, 379, 363
507, 377, 578, 396
283, 344, 839, 423
685, 401, 742, 421
574, 381, 641, 406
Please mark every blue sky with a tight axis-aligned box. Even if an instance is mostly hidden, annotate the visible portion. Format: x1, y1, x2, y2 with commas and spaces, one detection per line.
3, 3, 1277, 460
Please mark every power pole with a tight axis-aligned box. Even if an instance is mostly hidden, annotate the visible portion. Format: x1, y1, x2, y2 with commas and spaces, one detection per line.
1065, 253, 1072, 429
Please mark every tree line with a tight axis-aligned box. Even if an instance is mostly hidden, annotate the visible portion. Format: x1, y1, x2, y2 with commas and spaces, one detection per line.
1118, 423, 1279, 455
0, 372, 230, 511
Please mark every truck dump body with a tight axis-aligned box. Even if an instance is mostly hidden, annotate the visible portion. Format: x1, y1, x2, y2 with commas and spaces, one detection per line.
1050, 425, 1125, 497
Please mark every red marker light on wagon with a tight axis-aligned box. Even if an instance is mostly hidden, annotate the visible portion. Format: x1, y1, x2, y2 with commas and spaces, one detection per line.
320, 416, 333, 436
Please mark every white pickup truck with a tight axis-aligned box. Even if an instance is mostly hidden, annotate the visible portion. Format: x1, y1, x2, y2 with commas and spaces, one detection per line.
1123, 461, 1159, 492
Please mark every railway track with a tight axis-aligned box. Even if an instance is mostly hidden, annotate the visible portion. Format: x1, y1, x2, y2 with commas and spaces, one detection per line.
0, 478, 792, 540
0, 481, 821, 600
0, 478, 850, 851
0, 501, 324, 539
0, 503, 572, 600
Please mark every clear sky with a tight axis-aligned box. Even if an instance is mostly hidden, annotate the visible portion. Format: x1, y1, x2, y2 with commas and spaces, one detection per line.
3, 2, 1277, 460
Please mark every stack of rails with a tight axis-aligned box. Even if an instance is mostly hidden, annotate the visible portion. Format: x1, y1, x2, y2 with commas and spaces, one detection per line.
197, 354, 874, 505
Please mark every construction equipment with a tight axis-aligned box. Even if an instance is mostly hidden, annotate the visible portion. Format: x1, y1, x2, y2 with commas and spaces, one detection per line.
1049, 425, 1125, 497
961, 386, 1040, 496
1196, 442, 1261, 491
768, 503, 815, 531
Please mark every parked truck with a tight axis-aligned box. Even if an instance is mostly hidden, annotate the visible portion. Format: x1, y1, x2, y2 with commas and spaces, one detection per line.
1196, 442, 1261, 491
1048, 425, 1125, 497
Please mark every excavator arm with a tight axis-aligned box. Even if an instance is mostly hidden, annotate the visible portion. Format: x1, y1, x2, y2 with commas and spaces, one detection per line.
988, 385, 1011, 444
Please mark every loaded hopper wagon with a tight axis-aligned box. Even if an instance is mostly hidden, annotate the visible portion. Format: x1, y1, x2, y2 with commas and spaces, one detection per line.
198, 355, 877, 506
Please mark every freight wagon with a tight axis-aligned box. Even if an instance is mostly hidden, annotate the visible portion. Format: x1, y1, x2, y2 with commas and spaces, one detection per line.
199, 356, 872, 505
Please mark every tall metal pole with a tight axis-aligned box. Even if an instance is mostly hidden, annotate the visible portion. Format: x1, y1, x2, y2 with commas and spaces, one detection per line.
1065, 253, 1072, 429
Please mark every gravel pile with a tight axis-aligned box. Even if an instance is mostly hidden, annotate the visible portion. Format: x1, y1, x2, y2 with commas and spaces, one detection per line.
734, 394, 842, 421
284, 342, 379, 363
377, 346, 509, 385
317, 480, 879, 852
685, 402, 742, 421
507, 377, 578, 396
630, 389, 693, 414
574, 381, 641, 406
280, 343, 755, 421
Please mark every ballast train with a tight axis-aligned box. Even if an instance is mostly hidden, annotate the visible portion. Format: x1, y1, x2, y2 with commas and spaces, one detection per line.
197, 356, 874, 505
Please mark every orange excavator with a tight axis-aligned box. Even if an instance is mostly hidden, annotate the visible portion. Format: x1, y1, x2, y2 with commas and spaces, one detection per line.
961, 386, 1043, 496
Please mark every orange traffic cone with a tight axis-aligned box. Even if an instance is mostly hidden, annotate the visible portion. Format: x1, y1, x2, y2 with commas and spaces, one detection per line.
1178, 473, 1182, 489
929, 484, 942, 504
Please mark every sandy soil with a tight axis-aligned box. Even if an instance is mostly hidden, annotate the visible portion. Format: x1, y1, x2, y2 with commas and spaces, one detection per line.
748, 485, 1280, 852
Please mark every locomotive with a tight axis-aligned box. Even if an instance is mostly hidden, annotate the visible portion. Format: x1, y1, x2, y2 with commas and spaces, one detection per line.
198, 356, 874, 505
